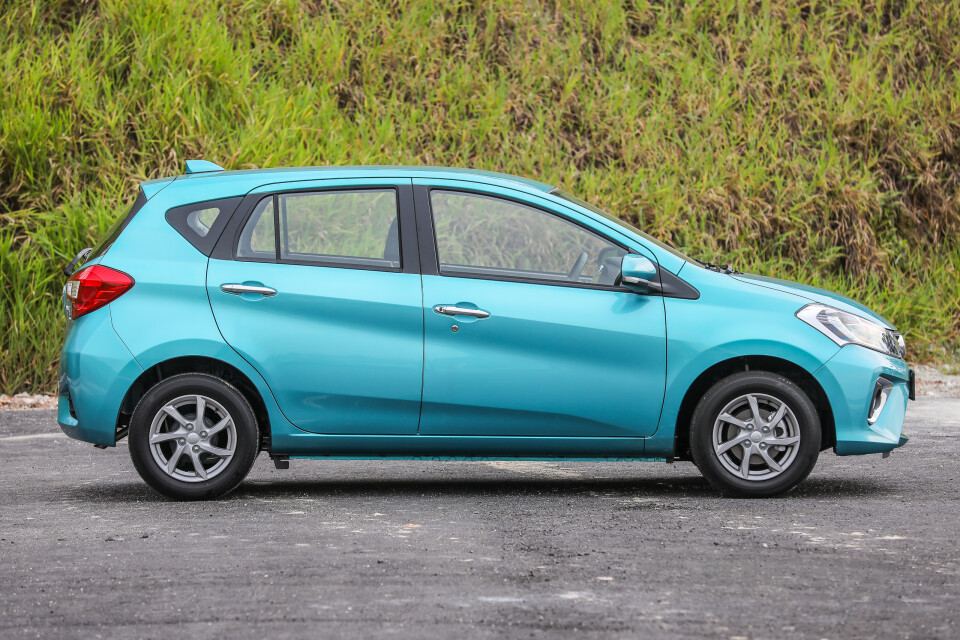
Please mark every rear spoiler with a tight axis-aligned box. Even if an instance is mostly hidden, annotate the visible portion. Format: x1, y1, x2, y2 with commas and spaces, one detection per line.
184, 160, 225, 174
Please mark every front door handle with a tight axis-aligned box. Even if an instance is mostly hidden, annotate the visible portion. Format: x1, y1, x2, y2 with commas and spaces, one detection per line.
221, 283, 277, 297
434, 305, 490, 319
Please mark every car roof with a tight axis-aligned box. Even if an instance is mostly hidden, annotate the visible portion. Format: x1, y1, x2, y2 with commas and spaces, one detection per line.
173, 165, 556, 193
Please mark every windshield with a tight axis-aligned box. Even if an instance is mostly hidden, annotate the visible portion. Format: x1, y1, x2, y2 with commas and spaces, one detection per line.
550, 189, 693, 263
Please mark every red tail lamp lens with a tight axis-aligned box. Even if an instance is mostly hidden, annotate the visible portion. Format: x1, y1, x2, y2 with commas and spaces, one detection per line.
65, 265, 134, 319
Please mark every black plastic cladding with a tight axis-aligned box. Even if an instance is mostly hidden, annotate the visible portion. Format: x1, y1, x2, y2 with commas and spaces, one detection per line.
166, 197, 244, 256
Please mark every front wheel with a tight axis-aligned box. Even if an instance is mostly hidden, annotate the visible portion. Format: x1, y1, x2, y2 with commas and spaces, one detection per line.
128, 374, 260, 500
690, 371, 821, 497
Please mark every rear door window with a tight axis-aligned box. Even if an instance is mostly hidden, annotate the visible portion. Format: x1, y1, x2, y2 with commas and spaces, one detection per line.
236, 189, 401, 269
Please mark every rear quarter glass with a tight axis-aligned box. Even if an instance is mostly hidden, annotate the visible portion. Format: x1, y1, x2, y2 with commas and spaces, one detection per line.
165, 197, 244, 255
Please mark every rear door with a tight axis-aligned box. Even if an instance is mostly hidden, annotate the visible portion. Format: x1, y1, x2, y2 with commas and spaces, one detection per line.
207, 179, 423, 435
414, 180, 667, 439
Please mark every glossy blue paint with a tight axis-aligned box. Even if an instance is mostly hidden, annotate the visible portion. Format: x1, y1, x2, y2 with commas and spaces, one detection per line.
814, 345, 910, 455
420, 274, 666, 438
139, 176, 176, 200
414, 178, 666, 439
56, 164, 911, 472
733, 273, 894, 328
57, 307, 143, 446
645, 262, 844, 456
207, 260, 423, 435
184, 159, 225, 174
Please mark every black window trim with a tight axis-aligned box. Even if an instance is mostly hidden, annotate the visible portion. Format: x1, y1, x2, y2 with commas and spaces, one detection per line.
414, 185, 647, 293
165, 196, 244, 257
223, 184, 416, 274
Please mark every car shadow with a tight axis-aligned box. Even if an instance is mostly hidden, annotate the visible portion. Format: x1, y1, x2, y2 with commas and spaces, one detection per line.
63, 473, 894, 503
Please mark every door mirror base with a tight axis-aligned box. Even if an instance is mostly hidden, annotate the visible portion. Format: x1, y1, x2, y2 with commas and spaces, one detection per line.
620, 255, 661, 294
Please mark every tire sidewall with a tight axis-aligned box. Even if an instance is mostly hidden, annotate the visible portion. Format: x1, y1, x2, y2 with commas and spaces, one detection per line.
128, 374, 259, 500
690, 371, 821, 497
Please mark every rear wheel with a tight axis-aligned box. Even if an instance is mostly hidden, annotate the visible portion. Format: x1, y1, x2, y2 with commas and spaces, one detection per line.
128, 374, 259, 500
690, 371, 821, 497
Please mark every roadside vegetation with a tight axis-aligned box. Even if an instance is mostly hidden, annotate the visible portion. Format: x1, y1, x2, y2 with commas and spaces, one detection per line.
1, 0, 958, 393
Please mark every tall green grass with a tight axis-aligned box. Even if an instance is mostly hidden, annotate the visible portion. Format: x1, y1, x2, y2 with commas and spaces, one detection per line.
2, 0, 959, 393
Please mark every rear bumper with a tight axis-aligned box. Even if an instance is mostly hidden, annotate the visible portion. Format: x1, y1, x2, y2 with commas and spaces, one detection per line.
57, 308, 143, 447
814, 346, 911, 456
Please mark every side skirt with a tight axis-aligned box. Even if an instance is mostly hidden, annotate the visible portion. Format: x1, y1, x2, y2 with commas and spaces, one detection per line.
271, 433, 647, 458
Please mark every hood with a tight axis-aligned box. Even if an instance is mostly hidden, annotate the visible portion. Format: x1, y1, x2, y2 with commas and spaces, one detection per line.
732, 273, 894, 329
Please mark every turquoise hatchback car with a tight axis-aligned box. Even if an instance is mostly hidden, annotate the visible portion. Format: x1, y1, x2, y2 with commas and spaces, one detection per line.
58, 161, 914, 499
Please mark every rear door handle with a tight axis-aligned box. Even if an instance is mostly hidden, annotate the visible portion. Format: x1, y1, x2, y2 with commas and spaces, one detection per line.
434, 305, 490, 319
221, 283, 277, 297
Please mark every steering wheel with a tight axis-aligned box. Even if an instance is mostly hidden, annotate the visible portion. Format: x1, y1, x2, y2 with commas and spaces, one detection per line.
568, 252, 589, 282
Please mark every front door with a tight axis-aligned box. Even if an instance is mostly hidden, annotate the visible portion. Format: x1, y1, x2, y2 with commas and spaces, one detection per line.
416, 184, 667, 439
208, 183, 423, 435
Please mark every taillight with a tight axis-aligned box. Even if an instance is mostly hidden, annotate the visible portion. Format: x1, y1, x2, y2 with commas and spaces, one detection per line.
64, 265, 134, 319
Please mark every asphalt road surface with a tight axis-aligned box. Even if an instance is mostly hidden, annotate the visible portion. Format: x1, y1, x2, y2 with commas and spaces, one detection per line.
2, 400, 959, 640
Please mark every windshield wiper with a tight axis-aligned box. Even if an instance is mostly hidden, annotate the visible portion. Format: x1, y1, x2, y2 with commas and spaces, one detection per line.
694, 258, 741, 275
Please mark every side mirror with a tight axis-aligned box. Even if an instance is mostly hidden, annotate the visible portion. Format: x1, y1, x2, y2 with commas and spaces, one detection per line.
620, 255, 661, 293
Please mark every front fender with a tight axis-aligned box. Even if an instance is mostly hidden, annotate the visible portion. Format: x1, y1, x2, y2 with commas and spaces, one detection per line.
646, 266, 841, 457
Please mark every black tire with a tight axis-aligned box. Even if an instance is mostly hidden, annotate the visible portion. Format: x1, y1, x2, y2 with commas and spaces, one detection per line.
128, 373, 259, 500
689, 371, 821, 497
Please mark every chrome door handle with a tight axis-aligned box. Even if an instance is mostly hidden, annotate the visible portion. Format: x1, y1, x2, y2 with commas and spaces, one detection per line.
434, 305, 490, 319
221, 284, 277, 297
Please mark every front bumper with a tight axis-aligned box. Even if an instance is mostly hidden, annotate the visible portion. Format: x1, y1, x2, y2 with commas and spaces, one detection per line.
814, 345, 912, 456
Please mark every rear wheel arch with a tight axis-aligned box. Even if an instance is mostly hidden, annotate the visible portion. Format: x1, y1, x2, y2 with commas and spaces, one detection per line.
673, 355, 834, 460
116, 356, 271, 450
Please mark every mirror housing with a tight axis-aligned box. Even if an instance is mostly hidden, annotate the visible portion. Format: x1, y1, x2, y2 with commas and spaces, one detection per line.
620, 255, 661, 293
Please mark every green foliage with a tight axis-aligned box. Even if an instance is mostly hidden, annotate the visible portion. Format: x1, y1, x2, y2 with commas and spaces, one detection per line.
2, 0, 959, 393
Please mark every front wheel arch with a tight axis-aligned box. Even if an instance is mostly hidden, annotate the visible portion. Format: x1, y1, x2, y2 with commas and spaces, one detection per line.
673, 356, 834, 461
116, 356, 271, 451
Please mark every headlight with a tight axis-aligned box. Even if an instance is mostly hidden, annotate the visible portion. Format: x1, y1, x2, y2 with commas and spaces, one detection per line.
796, 303, 905, 358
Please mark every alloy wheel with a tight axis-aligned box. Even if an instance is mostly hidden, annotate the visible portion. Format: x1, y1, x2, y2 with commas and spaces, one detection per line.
148, 394, 237, 482
712, 393, 801, 482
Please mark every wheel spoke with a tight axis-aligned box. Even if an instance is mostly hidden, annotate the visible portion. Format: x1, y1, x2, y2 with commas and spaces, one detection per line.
712, 392, 802, 482
205, 416, 232, 437
738, 448, 752, 479
166, 443, 186, 473
199, 442, 232, 458
162, 405, 189, 427
766, 436, 800, 447
718, 413, 748, 429
746, 394, 764, 425
150, 431, 183, 445
759, 448, 783, 472
189, 450, 208, 480
195, 395, 206, 426
766, 403, 787, 428
716, 438, 743, 455
150, 394, 236, 483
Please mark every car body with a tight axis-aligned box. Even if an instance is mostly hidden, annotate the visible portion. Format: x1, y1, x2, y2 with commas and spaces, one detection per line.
58, 162, 914, 499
